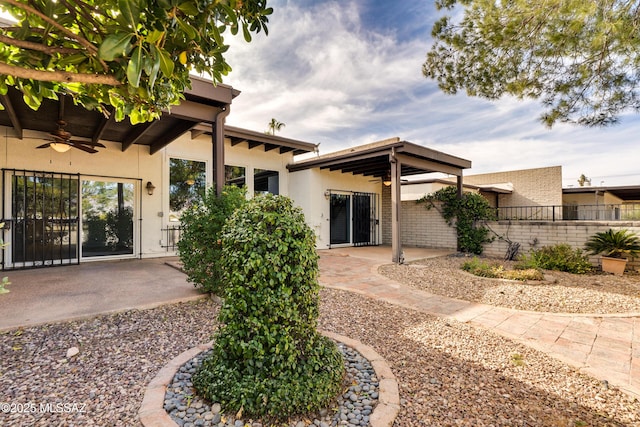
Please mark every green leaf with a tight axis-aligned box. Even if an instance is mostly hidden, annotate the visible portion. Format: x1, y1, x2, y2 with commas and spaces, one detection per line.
127, 46, 143, 88
242, 24, 252, 42
157, 48, 175, 77
177, 1, 199, 16
55, 53, 86, 68
118, 0, 142, 29
98, 33, 133, 61
147, 45, 161, 89
176, 17, 198, 40
145, 29, 165, 44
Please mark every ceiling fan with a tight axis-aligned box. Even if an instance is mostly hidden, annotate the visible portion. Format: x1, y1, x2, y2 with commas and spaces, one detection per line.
35, 96, 106, 154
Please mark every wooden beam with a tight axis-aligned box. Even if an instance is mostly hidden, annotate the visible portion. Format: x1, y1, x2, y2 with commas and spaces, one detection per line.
122, 121, 158, 152
149, 120, 196, 155
190, 128, 207, 139
264, 143, 279, 152
391, 151, 402, 264
92, 110, 114, 144
395, 153, 463, 177
0, 93, 22, 139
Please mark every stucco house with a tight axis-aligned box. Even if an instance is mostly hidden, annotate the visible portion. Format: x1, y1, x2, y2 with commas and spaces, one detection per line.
0, 78, 471, 269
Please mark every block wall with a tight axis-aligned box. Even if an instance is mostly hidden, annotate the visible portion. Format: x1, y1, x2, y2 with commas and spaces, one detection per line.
483, 221, 640, 269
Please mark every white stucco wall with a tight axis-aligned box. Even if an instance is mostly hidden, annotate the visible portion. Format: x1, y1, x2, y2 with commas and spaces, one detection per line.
0, 126, 296, 263
288, 168, 381, 249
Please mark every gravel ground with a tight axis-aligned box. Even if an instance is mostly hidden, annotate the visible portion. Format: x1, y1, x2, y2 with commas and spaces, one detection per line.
379, 255, 640, 314
1, 289, 639, 426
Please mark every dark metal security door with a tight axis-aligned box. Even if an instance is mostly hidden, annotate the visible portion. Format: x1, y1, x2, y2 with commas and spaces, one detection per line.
353, 192, 378, 246
329, 191, 379, 247
3, 169, 80, 269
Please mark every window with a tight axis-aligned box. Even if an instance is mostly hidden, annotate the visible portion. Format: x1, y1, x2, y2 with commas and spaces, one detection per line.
254, 169, 279, 195
169, 158, 206, 222
225, 165, 246, 187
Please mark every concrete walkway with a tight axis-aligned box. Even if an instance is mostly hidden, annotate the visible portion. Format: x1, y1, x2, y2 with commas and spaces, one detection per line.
318, 247, 640, 400
0, 258, 204, 331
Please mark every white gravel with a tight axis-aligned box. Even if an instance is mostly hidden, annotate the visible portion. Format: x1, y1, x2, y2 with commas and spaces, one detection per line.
1, 285, 639, 426
379, 255, 640, 314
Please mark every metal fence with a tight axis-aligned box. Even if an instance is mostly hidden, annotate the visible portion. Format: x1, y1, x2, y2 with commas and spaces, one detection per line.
496, 203, 640, 221
161, 225, 183, 251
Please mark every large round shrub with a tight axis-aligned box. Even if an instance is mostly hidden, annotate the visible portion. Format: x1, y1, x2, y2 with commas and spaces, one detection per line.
193, 195, 344, 419
177, 185, 246, 294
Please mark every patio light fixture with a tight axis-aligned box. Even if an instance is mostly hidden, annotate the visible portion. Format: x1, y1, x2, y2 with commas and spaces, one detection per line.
146, 181, 156, 195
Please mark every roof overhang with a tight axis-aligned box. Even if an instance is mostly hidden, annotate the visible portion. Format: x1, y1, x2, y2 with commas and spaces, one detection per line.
288, 138, 471, 177
563, 185, 640, 201
0, 76, 240, 155
189, 124, 317, 156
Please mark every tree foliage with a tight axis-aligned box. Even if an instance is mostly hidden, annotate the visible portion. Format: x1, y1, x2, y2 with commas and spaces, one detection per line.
424, 0, 640, 126
0, 0, 272, 123
193, 195, 344, 419
418, 186, 495, 254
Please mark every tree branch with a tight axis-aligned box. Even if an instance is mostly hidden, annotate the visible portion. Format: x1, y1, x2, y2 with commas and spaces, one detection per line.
0, 62, 121, 86
2, 0, 98, 54
0, 34, 80, 55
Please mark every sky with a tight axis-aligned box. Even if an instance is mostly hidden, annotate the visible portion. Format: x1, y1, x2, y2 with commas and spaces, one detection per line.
221, 0, 640, 188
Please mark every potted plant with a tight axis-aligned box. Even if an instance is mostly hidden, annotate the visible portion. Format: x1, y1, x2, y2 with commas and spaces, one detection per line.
585, 229, 640, 275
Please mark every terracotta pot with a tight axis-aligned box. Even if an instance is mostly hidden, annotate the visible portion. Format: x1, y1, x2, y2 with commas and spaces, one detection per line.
601, 256, 627, 276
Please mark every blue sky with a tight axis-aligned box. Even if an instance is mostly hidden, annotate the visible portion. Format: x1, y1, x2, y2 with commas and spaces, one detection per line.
222, 0, 640, 187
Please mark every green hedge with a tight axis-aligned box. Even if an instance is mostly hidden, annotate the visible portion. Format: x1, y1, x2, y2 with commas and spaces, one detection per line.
193, 194, 344, 419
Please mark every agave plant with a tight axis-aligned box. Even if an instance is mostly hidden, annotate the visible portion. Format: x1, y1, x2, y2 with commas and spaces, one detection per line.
585, 229, 640, 259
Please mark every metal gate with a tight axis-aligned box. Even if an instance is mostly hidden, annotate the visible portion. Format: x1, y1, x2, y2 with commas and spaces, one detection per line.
329, 191, 379, 247
353, 192, 378, 246
2, 169, 80, 269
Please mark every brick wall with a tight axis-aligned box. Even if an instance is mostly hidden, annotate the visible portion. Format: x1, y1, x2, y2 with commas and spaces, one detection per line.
464, 166, 563, 207
483, 221, 640, 269
382, 186, 457, 249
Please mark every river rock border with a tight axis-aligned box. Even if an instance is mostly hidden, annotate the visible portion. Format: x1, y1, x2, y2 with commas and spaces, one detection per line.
139, 330, 400, 427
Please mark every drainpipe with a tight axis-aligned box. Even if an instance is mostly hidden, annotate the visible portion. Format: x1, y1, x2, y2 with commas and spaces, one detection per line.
212, 106, 230, 196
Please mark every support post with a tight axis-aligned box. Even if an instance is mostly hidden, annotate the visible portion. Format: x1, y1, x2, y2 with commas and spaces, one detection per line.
456, 174, 463, 252
391, 151, 402, 263
212, 107, 230, 196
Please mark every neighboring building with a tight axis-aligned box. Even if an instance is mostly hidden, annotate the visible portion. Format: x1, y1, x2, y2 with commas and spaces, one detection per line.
563, 185, 640, 220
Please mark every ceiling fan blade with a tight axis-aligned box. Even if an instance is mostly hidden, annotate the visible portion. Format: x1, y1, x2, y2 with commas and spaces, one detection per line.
68, 139, 106, 148
69, 143, 98, 154
36, 142, 52, 149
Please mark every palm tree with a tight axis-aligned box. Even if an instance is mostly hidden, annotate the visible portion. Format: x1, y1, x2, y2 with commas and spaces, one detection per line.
266, 118, 285, 135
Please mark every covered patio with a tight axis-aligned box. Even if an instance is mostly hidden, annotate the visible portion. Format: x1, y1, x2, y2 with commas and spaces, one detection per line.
289, 138, 471, 262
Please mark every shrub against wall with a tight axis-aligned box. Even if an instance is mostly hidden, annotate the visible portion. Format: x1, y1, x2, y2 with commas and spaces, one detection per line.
193, 195, 344, 419
177, 185, 246, 294
418, 186, 495, 254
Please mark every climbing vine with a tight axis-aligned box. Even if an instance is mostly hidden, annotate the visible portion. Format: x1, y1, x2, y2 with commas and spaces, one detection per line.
417, 186, 496, 254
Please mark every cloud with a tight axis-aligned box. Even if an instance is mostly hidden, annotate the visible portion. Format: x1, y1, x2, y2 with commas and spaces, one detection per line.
222, 1, 640, 187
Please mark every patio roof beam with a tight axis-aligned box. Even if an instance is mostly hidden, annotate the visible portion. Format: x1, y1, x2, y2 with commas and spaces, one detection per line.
0, 93, 22, 139
92, 110, 114, 144
149, 120, 196, 155
121, 121, 158, 152
395, 153, 464, 177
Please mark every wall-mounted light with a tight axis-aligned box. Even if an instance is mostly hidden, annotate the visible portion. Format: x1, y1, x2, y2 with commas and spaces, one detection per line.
50, 142, 71, 153
324, 190, 331, 200
146, 181, 156, 196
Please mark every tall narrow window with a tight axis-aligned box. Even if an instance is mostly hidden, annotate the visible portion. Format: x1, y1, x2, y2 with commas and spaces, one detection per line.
254, 169, 279, 195
169, 158, 206, 222
225, 165, 246, 187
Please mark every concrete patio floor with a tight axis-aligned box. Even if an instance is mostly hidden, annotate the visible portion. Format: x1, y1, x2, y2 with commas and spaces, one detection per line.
0, 257, 203, 331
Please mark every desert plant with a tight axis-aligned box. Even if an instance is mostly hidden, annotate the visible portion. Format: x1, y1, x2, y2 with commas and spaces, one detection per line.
177, 185, 246, 294
193, 195, 344, 419
516, 244, 593, 274
584, 229, 640, 259
461, 257, 543, 281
